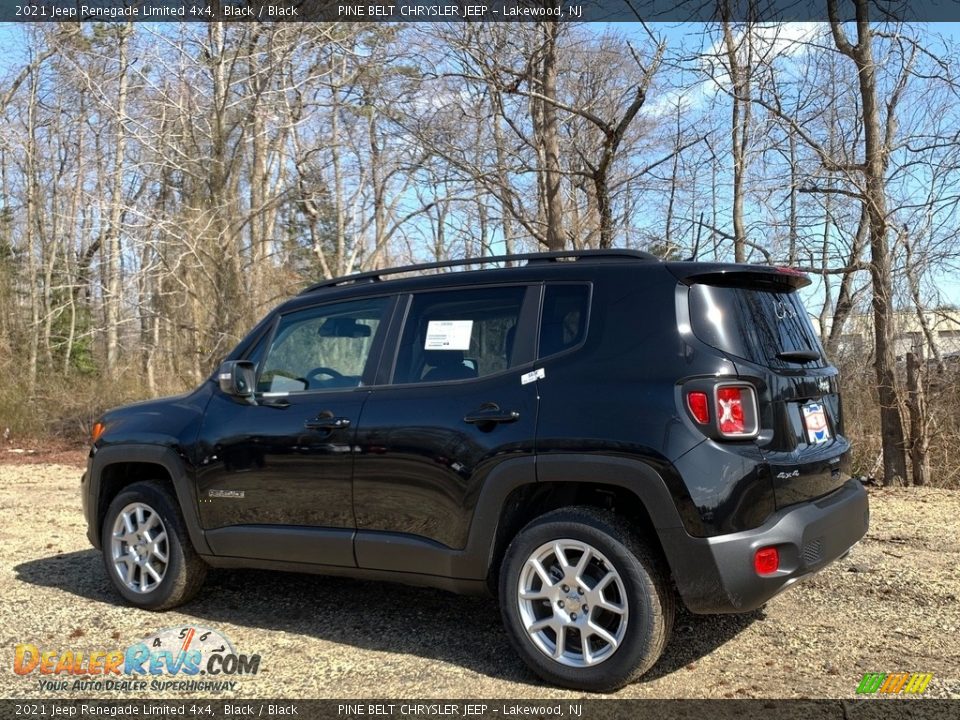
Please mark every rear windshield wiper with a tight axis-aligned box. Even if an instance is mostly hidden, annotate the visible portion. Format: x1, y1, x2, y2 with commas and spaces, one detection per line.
777, 350, 822, 363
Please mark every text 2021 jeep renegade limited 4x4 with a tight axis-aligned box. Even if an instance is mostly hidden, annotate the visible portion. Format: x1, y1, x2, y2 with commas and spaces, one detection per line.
82, 250, 868, 691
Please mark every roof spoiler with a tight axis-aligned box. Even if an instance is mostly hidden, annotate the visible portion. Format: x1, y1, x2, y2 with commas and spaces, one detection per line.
666, 262, 811, 291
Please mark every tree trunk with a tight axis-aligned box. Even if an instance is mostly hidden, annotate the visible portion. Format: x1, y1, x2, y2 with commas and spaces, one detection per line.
25, 65, 39, 399
593, 170, 613, 249
104, 24, 131, 378
901, 227, 944, 373
905, 351, 928, 486
829, 0, 908, 485
537, 22, 565, 251
788, 132, 798, 265
722, 20, 750, 263
490, 93, 515, 258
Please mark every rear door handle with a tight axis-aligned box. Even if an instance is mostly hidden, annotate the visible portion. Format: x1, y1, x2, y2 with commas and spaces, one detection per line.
304, 414, 351, 431
464, 403, 520, 425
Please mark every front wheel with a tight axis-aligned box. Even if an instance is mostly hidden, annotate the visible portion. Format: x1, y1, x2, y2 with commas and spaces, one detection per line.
101, 481, 207, 610
499, 507, 674, 692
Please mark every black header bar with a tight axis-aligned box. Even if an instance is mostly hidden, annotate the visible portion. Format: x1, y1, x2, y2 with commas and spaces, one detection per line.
3, 0, 960, 23
1, 699, 958, 720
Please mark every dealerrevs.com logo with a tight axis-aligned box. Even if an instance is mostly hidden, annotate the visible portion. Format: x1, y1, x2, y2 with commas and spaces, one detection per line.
856, 673, 933, 696
14, 626, 260, 693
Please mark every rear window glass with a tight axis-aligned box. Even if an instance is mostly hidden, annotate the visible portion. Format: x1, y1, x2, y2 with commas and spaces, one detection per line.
539, 284, 590, 358
688, 284, 825, 368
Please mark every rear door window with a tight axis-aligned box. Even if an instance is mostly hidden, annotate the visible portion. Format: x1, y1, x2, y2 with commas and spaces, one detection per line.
392, 286, 528, 384
688, 284, 826, 368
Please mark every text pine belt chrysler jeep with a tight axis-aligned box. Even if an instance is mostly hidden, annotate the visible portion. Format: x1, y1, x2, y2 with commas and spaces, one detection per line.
82, 250, 868, 692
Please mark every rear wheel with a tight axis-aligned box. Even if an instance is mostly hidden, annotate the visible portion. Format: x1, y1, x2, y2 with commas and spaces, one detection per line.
499, 507, 674, 692
101, 481, 207, 610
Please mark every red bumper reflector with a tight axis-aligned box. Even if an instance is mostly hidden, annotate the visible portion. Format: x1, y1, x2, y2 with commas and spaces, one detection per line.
754, 546, 780, 575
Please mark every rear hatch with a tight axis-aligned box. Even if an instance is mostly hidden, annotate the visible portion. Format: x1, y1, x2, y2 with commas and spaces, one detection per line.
677, 265, 849, 509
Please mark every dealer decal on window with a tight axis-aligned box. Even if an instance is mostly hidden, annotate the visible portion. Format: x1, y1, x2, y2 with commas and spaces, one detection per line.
425, 320, 473, 350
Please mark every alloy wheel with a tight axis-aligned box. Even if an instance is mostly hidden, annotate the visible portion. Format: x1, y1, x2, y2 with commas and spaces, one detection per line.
110, 502, 170, 594
517, 539, 629, 667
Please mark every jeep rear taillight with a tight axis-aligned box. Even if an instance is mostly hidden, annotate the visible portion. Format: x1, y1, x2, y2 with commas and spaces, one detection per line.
684, 382, 759, 439
715, 384, 758, 438
717, 386, 746, 435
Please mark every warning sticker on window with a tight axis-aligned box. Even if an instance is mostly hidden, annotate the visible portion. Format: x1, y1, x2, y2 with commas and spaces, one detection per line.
425, 320, 473, 350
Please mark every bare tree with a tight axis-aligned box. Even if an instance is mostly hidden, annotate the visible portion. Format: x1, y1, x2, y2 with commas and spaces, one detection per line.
534, 21, 565, 250
719, 16, 754, 262
103, 23, 132, 378
827, 0, 909, 484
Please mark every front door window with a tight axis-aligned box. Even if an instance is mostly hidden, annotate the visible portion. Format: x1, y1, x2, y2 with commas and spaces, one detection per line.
258, 297, 389, 393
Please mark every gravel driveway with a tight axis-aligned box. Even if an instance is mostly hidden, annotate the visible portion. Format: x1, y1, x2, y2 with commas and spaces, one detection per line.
1, 458, 958, 700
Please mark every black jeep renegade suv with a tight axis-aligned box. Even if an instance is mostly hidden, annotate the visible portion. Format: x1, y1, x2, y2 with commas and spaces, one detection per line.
82, 249, 868, 691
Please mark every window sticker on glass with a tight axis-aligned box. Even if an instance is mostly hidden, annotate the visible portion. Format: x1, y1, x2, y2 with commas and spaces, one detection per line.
425, 320, 473, 350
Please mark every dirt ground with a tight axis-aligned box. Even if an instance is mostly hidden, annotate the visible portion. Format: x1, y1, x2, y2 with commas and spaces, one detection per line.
1, 455, 958, 700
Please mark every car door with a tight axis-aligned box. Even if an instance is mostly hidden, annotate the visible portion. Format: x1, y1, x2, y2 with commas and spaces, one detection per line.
351, 284, 541, 573
196, 294, 395, 568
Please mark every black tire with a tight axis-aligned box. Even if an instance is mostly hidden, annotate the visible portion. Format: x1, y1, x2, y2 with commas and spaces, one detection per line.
499, 506, 674, 692
100, 481, 207, 610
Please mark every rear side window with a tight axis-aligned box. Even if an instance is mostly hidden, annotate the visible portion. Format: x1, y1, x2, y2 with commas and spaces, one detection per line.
393, 286, 526, 384
688, 284, 825, 368
539, 284, 590, 358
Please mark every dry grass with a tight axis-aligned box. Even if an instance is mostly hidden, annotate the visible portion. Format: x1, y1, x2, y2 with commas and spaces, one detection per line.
840, 355, 960, 488
0, 363, 189, 447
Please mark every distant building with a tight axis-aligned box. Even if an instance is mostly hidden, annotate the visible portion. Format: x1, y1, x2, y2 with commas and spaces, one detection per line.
827, 309, 960, 360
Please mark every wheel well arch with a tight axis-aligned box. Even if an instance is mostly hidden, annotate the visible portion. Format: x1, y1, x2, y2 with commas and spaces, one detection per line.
97, 462, 175, 536
87, 444, 210, 554
486, 481, 664, 594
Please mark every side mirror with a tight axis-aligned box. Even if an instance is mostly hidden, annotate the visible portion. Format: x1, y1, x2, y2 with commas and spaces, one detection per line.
217, 360, 256, 398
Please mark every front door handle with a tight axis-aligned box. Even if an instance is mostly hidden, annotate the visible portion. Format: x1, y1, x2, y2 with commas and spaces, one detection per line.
464, 402, 520, 425
304, 413, 351, 431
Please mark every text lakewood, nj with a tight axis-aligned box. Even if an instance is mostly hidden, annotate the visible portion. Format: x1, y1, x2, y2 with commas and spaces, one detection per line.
337, 4, 582, 18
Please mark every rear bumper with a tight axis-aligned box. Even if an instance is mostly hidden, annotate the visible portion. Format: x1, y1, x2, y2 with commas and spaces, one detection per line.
662, 478, 869, 613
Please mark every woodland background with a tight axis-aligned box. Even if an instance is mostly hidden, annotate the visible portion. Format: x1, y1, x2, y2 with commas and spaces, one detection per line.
1, 11, 960, 485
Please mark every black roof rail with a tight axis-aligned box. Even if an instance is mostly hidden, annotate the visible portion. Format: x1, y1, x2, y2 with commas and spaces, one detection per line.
300, 249, 659, 294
